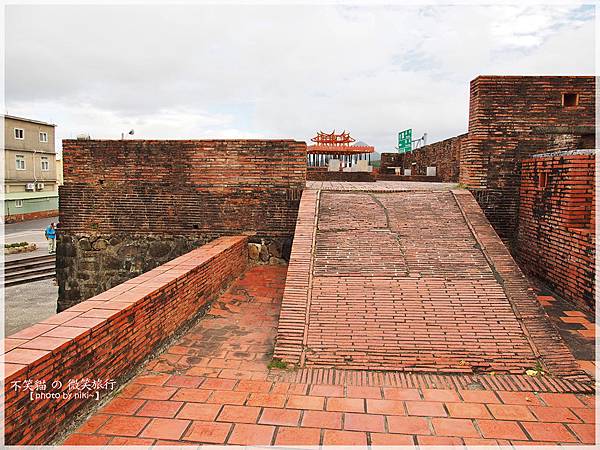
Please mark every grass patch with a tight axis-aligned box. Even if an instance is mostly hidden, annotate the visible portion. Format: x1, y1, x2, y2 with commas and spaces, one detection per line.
267, 358, 288, 370
4, 242, 29, 249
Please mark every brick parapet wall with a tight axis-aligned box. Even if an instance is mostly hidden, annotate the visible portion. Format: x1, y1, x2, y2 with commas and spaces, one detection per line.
273, 189, 319, 365
60, 139, 306, 236
3, 235, 248, 445
515, 151, 595, 311
379, 152, 403, 174
452, 190, 587, 380
401, 134, 467, 182
58, 139, 306, 307
379, 134, 466, 183
377, 174, 442, 182
459, 76, 595, 243
306, 171, 375, 182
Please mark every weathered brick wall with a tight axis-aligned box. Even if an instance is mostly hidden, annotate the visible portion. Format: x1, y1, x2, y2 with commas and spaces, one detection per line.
58, 139, 306, 309
4, 236, 248, 445
516, 150, 595, 311
377, 174, 441, 182
401, 134, 467, 182
306, 171, 375, 182
459, 76, 595, 245
380, 153, 403, 174
379, 134, 465, 182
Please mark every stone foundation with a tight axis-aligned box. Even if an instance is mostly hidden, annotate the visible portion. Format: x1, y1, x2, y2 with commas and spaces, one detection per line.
58, 139, 306, 308
247, 237, 292, 266
57, 233, 293, 311
56, 233, 214, 311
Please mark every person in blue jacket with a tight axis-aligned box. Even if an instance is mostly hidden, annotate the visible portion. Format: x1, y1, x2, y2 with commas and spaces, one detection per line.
44, 223, 56, 254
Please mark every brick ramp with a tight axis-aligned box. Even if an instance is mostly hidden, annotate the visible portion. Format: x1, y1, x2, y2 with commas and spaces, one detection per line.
275, 186, 588, 379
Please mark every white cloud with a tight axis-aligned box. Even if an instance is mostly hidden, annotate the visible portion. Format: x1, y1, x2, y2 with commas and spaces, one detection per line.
5, 4, 594, 153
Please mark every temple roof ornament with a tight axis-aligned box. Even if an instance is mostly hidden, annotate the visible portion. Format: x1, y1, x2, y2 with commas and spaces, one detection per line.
311, 130, 356, 146
308, 130, 375, 155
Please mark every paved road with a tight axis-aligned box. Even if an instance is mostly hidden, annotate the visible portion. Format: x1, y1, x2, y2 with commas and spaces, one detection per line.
4, 216, 58, 261
4, 279, 58, 335
4, 216, 59, 335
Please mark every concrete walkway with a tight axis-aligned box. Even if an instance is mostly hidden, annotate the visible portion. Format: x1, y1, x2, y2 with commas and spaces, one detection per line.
63, 265, 594, 446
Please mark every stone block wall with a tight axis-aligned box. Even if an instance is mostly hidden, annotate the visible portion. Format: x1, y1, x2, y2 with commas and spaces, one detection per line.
460, 76, 595, 246
516, 150, 595, 311
4, 236, 248, 445
58, 139, 306, 310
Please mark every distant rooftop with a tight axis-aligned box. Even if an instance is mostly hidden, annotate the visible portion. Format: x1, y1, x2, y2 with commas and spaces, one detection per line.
3, 114, 57, 127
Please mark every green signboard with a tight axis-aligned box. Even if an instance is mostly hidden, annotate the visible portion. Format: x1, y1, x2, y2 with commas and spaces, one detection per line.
398, 129, 412, 153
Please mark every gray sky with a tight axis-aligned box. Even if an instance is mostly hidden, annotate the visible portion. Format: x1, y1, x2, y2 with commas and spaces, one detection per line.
5, 3, 594, 153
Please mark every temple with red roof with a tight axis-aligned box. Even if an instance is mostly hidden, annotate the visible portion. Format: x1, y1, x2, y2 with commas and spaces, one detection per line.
307, 130, 375, 170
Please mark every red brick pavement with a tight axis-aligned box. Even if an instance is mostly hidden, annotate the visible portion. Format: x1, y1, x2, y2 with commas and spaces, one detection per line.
276, 187, 586, 376
536, 291, 596, 377
62, 264, 595, 446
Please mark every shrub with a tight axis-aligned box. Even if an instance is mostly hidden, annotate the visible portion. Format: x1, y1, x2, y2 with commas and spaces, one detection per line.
4, 242, 29, 249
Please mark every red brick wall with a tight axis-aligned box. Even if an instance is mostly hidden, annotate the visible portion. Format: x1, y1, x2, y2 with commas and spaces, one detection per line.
307, 171, 375, 182
377, 174, 441, 182
58, 139, 306, 308
459, 76, 595, 244
274, 190, 318, 364
60, 139, 306, 236
4, 236, 248, 445
379, 152, 403, 174
516, 150, 595, 311
400, 134, 467, 182
379, 134, 466, 183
